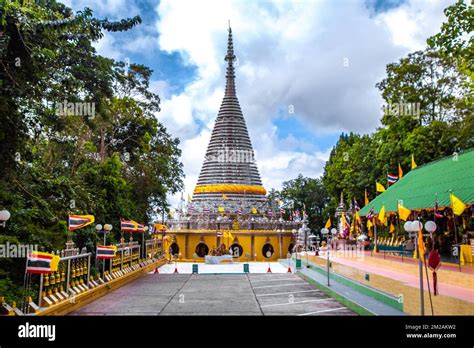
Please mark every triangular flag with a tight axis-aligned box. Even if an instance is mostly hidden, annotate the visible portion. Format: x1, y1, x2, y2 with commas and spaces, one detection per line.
324, 217, 331, 229
376, 182, 386, 192
450, 193, 466, 216
251, 207, 257, 214
222, 194, 228, 200
367, 219, 373, 229
364, 189, 369, 206
187, 194, 192, 202
378, 205, 386, 224
389, 222, 395, 233
411, 154, 417, 170
398, 202, 411, 221
398, 163, 403, 178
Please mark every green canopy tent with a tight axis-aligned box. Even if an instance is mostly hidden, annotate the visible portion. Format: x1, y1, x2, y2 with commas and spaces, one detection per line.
359, 148, 474, 217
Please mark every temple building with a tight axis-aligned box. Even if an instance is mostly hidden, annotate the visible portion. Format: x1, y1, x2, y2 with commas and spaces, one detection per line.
164, 26, 300, 262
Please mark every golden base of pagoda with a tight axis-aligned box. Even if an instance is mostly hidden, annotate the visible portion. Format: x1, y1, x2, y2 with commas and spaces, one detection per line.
163, 230, 294, 262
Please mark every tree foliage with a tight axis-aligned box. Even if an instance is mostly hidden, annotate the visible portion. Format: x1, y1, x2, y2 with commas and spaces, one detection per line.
0, 0, 183, 302
322, 0, 473, 211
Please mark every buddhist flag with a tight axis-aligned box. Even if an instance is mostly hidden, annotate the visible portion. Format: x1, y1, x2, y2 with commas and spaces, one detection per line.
324, 217, 331, 229
187, 194, 192, 202
121, 220, 146, 232
411, 154, 417, 170
450, 193, 466, 216
367, 219, 373, 230
389, 222, 395, 233
222, 194, 228, 200
224, 231, 234, 240
96, 245, 117, 259
355, 210, 361, 224
218, 206, 225, 213
251, 207, 257, 214
376, 182, 386, 192
26, 251, 60, 274
398, 163, 404, 179
378, 205, 386, 224
68, 215, 94, 231
398, 202, 411, 221
364, 189, 369, 206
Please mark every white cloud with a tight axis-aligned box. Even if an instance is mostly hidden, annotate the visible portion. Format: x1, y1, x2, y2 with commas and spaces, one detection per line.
153, 0, 448, 207
63, 0, 449, 208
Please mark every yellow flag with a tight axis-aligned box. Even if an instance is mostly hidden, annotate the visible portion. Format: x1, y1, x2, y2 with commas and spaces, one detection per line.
397, 202, 411, 221
450, 193, 466, 216
378, 205, 386, 224
411, 154, 417, 170
398, 163, 403, 178
367, 219, 373, 229
251, 207, 257, 214
227, 231, 234, 241
389, 222, 395, 233
355, 210, 361, 223
364, 189, 369, 206
418, 227, 425, 256
324, 217, 331, 229
218, 206, 225, 213
376, 182, 386, 192
341, 213, 347, 227
222, 194, 228, 200
187, 194, 192, 202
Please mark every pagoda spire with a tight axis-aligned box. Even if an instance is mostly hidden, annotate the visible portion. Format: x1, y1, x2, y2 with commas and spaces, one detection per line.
224, 24, 236, 97
192, 25, 266, 209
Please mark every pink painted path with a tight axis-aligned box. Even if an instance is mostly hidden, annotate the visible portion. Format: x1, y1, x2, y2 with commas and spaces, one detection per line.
363, 251, 474, 275
322, 254, 474, 303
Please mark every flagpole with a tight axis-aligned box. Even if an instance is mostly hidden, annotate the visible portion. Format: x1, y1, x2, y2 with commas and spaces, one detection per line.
449, 191, 461, 271
416, 227, 425, 316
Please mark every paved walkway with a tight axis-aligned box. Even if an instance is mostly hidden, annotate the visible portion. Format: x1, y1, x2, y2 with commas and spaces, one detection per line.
281, 259, 405, 316
70, 272, 355, 316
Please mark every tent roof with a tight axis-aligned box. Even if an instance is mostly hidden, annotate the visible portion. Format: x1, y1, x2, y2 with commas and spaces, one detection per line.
359, 148, 474, 216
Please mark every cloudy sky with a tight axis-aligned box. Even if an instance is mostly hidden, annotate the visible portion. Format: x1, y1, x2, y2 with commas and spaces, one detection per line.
64, 0, 451, 207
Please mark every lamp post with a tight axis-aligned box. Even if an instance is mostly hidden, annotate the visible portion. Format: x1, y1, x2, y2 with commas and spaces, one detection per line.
96, 224, 113, 278
0, 210, 11, 227
404, 220, 425, 315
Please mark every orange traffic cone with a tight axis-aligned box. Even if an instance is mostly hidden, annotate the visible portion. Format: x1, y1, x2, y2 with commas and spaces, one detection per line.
154, 267, 159, 274
267, 266, 272, 273
173, 266, 179, 274
287, 266, 292, 273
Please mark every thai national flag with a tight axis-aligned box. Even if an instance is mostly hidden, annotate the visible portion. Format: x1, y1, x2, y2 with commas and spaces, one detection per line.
366, 207, 374, 219
354, 198, 360, 211
387, 173, 398, 185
